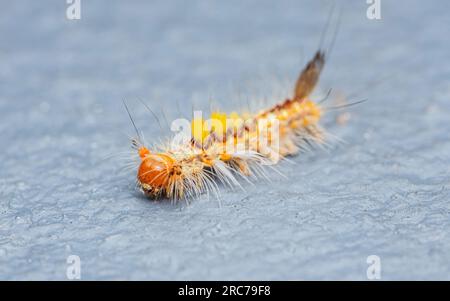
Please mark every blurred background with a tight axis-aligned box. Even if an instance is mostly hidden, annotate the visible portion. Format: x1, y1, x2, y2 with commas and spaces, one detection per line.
0, 0, 449, 280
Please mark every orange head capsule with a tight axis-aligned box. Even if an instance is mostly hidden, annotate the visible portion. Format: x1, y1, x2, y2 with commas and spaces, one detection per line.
137, 150, 175, 189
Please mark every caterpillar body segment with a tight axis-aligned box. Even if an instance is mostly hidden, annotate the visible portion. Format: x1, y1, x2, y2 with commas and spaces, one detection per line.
135, 51, 327, 200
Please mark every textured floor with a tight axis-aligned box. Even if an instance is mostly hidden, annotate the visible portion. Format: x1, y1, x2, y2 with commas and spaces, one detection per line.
1, 0, 449, 280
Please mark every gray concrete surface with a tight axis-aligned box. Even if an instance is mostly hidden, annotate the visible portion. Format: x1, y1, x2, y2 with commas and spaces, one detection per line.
0, 0, 449, 280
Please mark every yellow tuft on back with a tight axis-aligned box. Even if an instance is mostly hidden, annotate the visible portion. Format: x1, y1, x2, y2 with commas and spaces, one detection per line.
191, 117, 208, 142
210, 111, 227, 136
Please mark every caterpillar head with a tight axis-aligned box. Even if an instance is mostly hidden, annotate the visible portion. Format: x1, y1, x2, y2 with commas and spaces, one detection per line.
137, 147, 175, 197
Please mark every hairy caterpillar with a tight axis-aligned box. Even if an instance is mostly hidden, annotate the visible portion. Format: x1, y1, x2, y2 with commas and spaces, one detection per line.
126, 49, 333, 201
